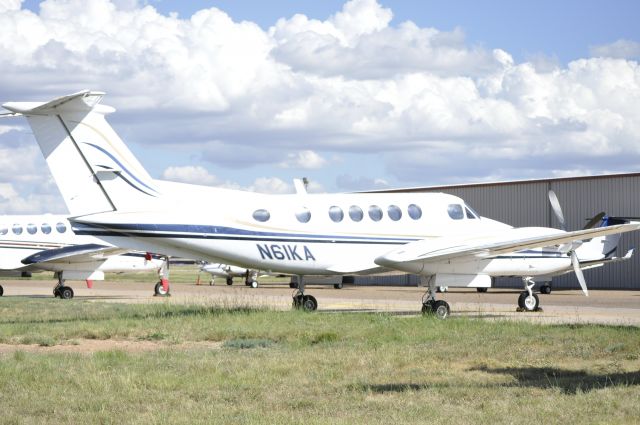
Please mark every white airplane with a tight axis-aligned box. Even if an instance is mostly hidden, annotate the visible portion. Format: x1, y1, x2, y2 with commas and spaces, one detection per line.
199, 262, 260, 288
3, 90, 639, 318
0, 214, 166, 298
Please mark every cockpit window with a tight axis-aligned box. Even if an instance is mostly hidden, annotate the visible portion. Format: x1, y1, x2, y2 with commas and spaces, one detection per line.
56, 222, 67, 233
465, 204, 480, 219
295, 208, 311, 223
252, 209, 270, 222
27, 224, 37, 234
41, 223, 52, 234
407, 204, 422, 220
329, 206, 344, 222
447, 204, 464, 220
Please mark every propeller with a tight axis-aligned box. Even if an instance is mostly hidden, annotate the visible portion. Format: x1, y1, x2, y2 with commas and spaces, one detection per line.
583, 212, 606, 230
548, 190, 589, 296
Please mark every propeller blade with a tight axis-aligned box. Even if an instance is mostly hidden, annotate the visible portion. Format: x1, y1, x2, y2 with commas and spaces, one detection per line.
570, 251, 589, 297
583, 212, 606, 229
548, 190, 567, 231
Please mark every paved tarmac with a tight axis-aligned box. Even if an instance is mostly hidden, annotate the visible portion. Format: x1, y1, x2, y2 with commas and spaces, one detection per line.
1, 279, 640, 326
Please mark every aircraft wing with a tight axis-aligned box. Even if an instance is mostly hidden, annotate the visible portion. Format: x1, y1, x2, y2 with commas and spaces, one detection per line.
375, 223, 640, 269
21, 243, 127, 266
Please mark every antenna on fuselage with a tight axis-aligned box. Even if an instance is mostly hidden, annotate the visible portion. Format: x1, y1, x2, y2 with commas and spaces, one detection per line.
293, 177, 308, 195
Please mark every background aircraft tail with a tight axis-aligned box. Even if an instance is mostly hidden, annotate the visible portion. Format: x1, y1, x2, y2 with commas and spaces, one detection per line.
2, 91, 159, 217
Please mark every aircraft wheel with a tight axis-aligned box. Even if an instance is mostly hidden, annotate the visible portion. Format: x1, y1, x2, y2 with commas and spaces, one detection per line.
477, 288, 488, 293
523, 293, 539, 311
59, 286, 74, 300
333, 282, 343, 289
53, 287, 61, 298
292, 294, 303, 308
302, 295, 317, 311
540, 284, 551, 294
433, 300, 450, 319
0, 285, 3, 296
421, 299, 435, 314
250, 280, 258, 289
517, 291, 527, 308
154, 282, 169, 296
436, 286, 447, 293
226, 277, 233, 286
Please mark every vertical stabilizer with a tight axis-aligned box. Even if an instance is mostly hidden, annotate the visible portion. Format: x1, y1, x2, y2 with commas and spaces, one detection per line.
3, 91, 159, 216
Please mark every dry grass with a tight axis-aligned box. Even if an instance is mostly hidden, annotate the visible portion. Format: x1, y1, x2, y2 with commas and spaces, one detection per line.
0, 297, 638, 424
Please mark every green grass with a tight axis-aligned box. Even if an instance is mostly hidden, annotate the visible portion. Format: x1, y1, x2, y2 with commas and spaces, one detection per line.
0, 297, 638, 424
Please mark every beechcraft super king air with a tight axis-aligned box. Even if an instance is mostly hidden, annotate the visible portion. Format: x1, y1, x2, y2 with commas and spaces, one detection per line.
2, 90, 638, 318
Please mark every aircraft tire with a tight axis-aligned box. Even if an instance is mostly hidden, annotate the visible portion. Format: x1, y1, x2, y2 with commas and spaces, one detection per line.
226, 277, 233, 286
59, 286, 74, 300
154, 282, 169, 296
421, 300, 435, 314
517, 291, 527, 308
540, 285, 551, 295
250, 281, 258, 289
433, 300, 450, 319
477, 288, 488, 293
333, 283, 343, 289
302, 295, 317, 311
0, 285, 3, 296
54, 287, 61, 298
292, 294, 303, 309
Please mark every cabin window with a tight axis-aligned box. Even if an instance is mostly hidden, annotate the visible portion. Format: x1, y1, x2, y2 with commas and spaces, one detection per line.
56, 222, 67, 233
388, 205, 402, 221
408, 204, 422, 220
252, 209, 270, 222
0, 226, 7, 235
349, 205, 363, 222
329, 206, 344, 222
295, 208, 311, 223
368, 205, 383, 221
12, 224, 23, 235
447, 204, 464, 220
27, 224, 37, 234
41, 223, 52, 234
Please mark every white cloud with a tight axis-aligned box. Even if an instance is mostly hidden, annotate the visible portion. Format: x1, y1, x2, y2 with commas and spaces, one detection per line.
162, 165, 219, 185
590, 39, 640, 60
278, 150, 327, 169
1, 0, 639, 209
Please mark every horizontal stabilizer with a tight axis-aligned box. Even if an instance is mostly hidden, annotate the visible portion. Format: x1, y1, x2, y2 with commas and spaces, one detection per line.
2, 90, 106, 115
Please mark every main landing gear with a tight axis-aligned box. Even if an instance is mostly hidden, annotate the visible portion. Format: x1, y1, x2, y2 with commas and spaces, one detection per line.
154, 256, 171, 297
53, 272, 74, 299
420, 276, 450, 319
244, 270, 259, 289
291, 276, 318, 311
517, 277, 541, 312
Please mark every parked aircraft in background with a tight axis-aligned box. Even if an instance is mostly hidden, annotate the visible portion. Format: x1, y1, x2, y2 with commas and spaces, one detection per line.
4, 90, 639, 318
0, 215, 166, 298
199, 262, 259, 288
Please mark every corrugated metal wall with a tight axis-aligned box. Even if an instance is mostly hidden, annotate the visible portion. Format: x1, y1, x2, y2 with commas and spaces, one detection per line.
415, 174, 640, 289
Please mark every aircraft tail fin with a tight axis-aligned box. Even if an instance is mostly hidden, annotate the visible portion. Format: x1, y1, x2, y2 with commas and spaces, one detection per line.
2, 90, 159, 216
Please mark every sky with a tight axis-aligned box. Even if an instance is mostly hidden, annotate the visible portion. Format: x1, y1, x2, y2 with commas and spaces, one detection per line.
1, 0, 639, 214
